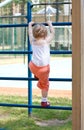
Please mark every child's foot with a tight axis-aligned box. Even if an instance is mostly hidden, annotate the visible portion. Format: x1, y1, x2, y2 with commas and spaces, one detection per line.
41, 101, 50, 107
34, 75, 38, 79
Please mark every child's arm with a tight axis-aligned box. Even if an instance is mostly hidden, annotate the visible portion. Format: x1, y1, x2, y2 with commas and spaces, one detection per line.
28, 21, 34, 44
46, 21, 55, 43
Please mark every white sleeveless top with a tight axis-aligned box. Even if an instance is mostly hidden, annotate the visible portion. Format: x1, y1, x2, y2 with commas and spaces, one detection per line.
29, 22, 54, 66
32, 43, 50, 66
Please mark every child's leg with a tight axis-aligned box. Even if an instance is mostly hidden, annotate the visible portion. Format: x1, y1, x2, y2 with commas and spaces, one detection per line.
28, 61, 39, 78
36, 65, 50, 107
41, 89, 50, 107
29, 62, 50, 107
42, 89, 48, 98
34, 75, 38, 79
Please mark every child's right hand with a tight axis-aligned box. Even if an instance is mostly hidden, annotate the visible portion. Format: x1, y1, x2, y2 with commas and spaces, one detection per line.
29, 21, 34, 26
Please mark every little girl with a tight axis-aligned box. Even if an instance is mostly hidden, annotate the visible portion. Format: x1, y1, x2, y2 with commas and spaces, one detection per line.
28, 21, 54, 107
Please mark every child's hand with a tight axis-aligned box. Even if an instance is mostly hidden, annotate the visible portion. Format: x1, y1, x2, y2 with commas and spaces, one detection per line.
47, 21, 52, 25
29, 21, 34, 26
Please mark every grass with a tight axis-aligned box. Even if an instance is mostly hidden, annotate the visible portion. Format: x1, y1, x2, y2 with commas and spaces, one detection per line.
51, 54, 72, 57
0, 95, 72, 130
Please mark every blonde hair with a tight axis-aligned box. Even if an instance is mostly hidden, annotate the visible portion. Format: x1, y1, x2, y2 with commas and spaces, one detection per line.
33, 24, 47, 39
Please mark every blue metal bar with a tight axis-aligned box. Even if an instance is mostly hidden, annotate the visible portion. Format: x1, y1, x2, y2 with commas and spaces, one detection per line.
0, 22, 72, 28
50, 50, 72, 54
0, 15, 27, 18
27, 2, 32, 116
0, 50, 72, 54
42, 22, 72, 26
0, 50, 29, 54
0, 23, 28, 28
0, 77, 72, 82
0, 103, 72, 110
49, 78, 72, 82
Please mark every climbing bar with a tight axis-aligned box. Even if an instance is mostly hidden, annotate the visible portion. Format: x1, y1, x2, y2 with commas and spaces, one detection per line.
0, 77, 72, 82
0, 103, 72, 110
32, 2, 72, 7
32, 22, 72, 26
0, 22, 72, 28
0, 23, 28, 28
0, 15, 27, 18
0, 50, 72, 55
0, 50, 29, 54
50, 50, 72, 54
44, 22, 72, 26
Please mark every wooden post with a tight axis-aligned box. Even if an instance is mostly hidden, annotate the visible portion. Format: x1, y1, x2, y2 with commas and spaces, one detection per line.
72, 0, 84, 129
81, 1, 84, 129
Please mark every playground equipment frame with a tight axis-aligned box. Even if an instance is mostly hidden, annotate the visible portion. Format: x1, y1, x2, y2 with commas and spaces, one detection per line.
0, 2, 72, 116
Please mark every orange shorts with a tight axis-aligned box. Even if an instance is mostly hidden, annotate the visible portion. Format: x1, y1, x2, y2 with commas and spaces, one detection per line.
29, 61, 50, 91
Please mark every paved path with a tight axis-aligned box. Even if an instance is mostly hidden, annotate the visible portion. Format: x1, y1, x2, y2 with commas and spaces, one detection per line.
0, 57, 72, 98
0, 57, 72, 90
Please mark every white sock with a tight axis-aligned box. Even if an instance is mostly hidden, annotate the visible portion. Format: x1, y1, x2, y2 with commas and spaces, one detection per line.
41, 97, 47, 102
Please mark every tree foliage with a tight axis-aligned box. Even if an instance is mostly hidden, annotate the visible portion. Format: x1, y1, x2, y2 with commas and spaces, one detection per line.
13, 0, 31, 4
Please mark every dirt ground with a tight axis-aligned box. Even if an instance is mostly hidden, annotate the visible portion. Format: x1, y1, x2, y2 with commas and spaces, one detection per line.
0, 87, 72, 99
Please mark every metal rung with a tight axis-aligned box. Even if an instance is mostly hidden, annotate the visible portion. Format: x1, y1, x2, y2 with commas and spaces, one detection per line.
0, 15, 27, 18
0, 77, 72, 82
0, 103, 72, 110
0, 22, 72, 28
0, 23, 28, 28
0, 50, 72, 55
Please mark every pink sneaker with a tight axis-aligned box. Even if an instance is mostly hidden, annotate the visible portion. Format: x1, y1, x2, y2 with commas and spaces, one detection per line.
41, 102, 50, 107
